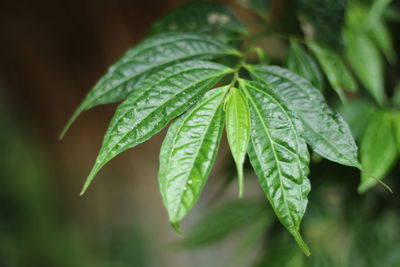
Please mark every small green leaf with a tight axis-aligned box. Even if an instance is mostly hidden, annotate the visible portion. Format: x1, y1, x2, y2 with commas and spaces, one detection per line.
60, 32, 239, 138
242, 79, 311, 256
159, 87, 227, 230
150, 2, 246, 40
225, 88, 251, 197
345, 30, 385, 105
287, 41, 323, 90
308, 42, 357, 101
248, 65, 360, 168
81, 61, 232, 195
359, 110, 398, 192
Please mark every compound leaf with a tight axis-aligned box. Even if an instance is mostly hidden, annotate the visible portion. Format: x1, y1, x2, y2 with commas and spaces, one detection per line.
158, 87, 227, 230
308, 42, 357, 101
287, 41, 323, 90
81, 61, 232, 194
242, 79, 311, 255
359, 110, 398, 192
225, 88, 251, 197
61, 32, 239, 138
248, 65, 360, 168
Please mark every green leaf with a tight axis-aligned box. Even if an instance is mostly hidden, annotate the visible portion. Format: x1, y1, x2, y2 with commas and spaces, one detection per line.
241, 79, 311, 256
369, 19, 396, 63
60, 32, 240, 138
297, 0, 345, 50
158, 87, 227, 230
181, 199, 266, 247
338, 98, 375, 140
308, 42, 357, 101
236, 0, 269, 18
225, 88, 251, 197
150, 2, 246, 40
345, 30, 385, 105
359, 110, 398, 192
81, 61, 232, 195
287, 41, 323, 91
248, 65, 360, 168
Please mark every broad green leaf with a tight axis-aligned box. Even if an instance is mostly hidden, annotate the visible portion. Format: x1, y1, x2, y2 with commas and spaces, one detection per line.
81, 61, 232, 194
287, 41, 323, 90
308, 42, 357, 101
158, 87, 227, 230
338, 98, 375, 139
248, 65, 360, 168
242, 79, 311, 256
236, 0, 269, 18
369, 19, 396, 63
225, 88, 251, 197
297, 0, 345, 50
150, 2, 246, 40
345, 30, 385, 105
181, 199, 266, 247
60, 32, 240, 138
359, 110, 398, 192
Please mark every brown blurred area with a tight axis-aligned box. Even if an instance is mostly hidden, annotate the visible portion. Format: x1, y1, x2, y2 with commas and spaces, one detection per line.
0, 1, 262, 266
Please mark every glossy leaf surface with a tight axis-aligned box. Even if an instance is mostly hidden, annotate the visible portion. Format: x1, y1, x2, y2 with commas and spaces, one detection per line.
150, 2, 245, 39
82, 61, 232, 194
225, 88, 251, 197
359, 111, 398, 192
242, 80, 311, 255
158, 87, 226, 230
249, 65, 360, 168
308, 42, 356, 101
61, 32, 239, 138
287, 41, 323, 90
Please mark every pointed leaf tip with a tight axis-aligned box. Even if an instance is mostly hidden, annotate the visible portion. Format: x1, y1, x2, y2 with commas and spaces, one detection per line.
59, 106, 84, 140
171, 222, 183, 235
292, 230, 311, 256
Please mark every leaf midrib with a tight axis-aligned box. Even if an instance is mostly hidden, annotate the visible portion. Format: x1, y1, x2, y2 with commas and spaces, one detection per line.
251, 66, 358, 167
100, 70, 230, 163
170, 89, 225, 221
245, 85, 298, 231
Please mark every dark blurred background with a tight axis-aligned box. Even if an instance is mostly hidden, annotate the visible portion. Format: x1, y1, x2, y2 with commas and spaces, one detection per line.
1, 0, 400, 266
